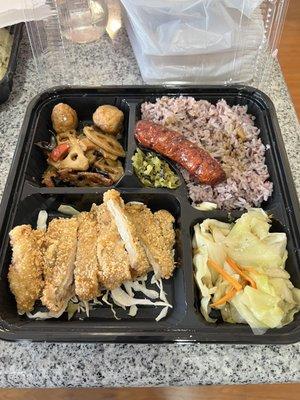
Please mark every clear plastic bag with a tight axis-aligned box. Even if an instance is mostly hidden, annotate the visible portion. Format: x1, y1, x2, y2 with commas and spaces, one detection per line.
121, 0, 264, 55
22, 0, 288, 88
120, 0, 283, 84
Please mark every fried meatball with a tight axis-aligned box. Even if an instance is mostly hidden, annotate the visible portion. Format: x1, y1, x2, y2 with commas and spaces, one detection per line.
51, 103, 78, 134
92, 105, 124, 135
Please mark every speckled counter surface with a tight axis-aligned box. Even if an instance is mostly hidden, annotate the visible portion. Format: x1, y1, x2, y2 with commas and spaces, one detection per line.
0, 31, 299, 388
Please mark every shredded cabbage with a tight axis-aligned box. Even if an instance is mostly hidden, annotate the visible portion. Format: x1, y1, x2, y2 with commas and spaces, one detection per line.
102, 291, 120, 320
27, 304, 67, 320
131, 281, 159, 299
193, 208, 300, 334
111, 287, 170, 308
27, 273, 171, 321
58, 205, 80, 216
155, 306, 169, 321
67, 302, 79, 320
194, 202, 218, 211
123, 281, 134, 297
129, 305, 138, 317
110, 277, 171, 321
36, 210, 48, 230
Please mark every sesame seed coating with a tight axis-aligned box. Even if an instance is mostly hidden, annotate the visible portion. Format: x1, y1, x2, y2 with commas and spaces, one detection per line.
125, 204, 175, 279
8, 225, 45, 314
74, 211, 100, 301
104, 190, 151, 278
41, 217, 78, 313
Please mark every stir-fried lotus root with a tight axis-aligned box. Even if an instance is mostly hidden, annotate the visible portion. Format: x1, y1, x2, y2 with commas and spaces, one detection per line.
48, 138, 89, 171
94, 158, 124, 182
83, 126, 125, 159
39, 103, 125, 187
56, 130, 78, 144
78, 135, 99, 151
58, 170, 113, 187
42, 166, 57, 187
85, 149, 98, 164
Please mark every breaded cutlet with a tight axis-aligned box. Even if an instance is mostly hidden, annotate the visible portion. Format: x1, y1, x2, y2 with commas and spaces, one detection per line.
8, 225, 45, 314
41, 217, 78, 312
125, 203, 175, 279
74, 211, 100, 301
94, 203, 131, 289
103, 190, 150, 279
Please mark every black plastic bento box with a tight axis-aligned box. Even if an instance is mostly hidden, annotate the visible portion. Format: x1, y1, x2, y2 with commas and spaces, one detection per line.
0, 85, 299, 343
0, 23, 23, 104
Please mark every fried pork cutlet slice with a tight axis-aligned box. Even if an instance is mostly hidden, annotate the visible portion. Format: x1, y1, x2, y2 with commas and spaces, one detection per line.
41, 217, 78, 313
153, 210, 176, 251
93, 204, 131, 290
125, 204, 176, 279
8, 225, 45, 314
74, 211, 100, 301
103, 190, 151, 278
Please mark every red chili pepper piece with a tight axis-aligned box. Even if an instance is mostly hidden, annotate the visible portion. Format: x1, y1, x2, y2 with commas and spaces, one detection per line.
49, 143, 70, 162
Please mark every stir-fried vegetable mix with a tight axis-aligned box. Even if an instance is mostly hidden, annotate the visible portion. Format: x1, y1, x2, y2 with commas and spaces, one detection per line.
192, 209, 300, 334
132, 149, 180, 189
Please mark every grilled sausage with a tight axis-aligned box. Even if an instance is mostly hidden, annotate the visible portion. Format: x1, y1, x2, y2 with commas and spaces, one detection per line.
135, 120, 226, 186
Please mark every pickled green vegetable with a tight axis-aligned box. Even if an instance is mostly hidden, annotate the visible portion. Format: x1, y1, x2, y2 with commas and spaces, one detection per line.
132, 149, 180, 189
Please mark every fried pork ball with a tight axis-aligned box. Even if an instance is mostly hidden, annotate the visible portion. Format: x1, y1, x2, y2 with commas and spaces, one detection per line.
92, 105, 124, 136
51, 103, 78, 134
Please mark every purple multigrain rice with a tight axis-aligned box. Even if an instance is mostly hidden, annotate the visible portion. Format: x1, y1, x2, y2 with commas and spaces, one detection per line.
141, 96, 273, 210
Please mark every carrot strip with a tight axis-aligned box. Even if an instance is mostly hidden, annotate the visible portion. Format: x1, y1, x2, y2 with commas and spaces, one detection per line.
211, 287, 236, 308
207, 259, 243, 291
226, 257, 257, 289
242, 267, 260, 275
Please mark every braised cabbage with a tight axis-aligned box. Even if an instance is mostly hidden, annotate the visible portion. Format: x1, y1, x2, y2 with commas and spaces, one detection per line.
193, 209, 300, 334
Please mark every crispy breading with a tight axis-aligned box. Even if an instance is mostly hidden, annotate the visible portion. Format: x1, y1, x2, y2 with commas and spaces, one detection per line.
8, 225, 45, 314
153, 210, 175, 250
103, 190, 150, 278
41, 217, 78, 312
8, 189, 177, 318
93, 204, 131, 289
74, 211, 100, 301
125, 204, 176, 279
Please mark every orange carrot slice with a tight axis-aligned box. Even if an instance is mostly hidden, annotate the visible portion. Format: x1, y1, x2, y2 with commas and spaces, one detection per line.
242, 267, 260, 275
211, 287, 237, 308
226, 257, 257, 289
207, 259, 243, 292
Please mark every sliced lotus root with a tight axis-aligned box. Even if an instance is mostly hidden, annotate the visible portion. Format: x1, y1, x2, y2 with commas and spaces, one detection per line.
99, 148, 118, 161
58, 169, 113, 187
42, 166, 57, 188
56, 129, 78, 144
83, 126, 125, 158
57, 131, 89, 154
86, 149, 98, 164
48, 139, 89, 171
94, 158, 124, 182
79, 135, 100, 151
